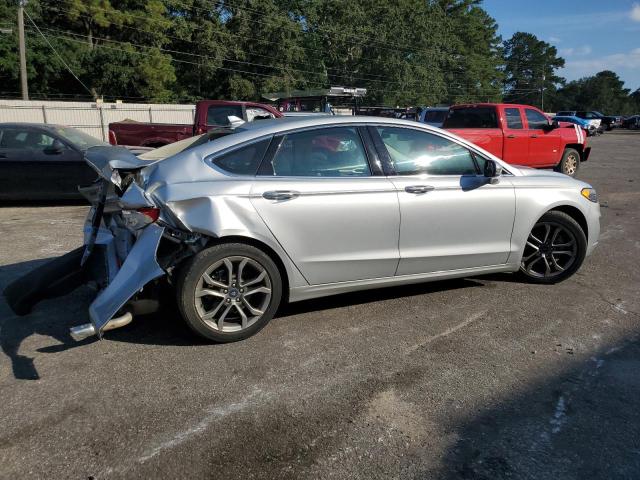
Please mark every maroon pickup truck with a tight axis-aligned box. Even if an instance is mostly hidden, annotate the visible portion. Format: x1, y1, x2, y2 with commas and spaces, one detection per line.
108, 100, 282, 148
443, 103, 590, 177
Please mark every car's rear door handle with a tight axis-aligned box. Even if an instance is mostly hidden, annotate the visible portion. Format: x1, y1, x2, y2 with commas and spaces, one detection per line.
530, 134, 539, 138
262, 190, 300, 201
0, 154, 7, 159
405, 185, 435, 194
506, 134, 516, 139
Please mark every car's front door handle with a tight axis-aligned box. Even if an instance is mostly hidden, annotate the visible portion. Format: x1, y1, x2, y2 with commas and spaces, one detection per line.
405, 185, 435, 194
0, 154, 6, 159
262, 190, 300, 201
530, 134, 539, 138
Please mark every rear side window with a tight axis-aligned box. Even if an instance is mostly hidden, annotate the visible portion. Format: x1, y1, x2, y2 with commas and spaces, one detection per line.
211, 138, 271, 176
525, 109, 549, 129
260, 127, 370, 177
505, 108, 523, 129
444, 107, 498, 128
207, 105, 243, 126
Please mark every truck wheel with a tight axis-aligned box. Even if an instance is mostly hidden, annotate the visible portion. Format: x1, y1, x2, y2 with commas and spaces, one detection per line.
555, 148, 580, 177
176, 243, 282, 342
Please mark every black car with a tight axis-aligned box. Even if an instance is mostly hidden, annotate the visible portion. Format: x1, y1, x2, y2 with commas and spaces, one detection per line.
622, 115, 639, 129
556, 111, 617, 131
0, 123, 106, 200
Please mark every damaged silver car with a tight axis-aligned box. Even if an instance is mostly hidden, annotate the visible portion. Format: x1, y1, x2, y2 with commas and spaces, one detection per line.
4, 116, 600, 343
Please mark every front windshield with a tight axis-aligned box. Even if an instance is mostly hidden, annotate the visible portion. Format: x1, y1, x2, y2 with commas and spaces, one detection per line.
53, 126, 107, 149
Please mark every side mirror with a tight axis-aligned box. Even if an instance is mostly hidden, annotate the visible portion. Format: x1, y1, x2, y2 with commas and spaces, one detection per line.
45, 139, 65, 154
483, 159, 502, 178
544, 119, 559, 131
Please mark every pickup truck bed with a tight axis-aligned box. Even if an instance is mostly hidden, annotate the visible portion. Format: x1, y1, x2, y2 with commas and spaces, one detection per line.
109, 100, 283, 148
108, 121, 192, 148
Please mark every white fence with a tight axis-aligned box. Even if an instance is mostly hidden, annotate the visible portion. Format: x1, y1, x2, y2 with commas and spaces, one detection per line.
0, 100, 196, 141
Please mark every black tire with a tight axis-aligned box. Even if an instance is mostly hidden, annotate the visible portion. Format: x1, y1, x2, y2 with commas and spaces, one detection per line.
518, 210, 587, 284
176, 242, 282, 342
555, 148, 580, 177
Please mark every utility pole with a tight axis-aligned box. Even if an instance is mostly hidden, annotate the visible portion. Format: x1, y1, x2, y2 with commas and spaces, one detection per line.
541, 73, 545, 112
17, 0, 28, 100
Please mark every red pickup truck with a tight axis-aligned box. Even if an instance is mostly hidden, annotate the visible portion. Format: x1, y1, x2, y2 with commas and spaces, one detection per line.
442, 103, 590, 176
108, 100, 282, 148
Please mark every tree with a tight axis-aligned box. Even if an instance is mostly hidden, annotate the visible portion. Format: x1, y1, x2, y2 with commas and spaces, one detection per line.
438, 0, 503, 104
553, 70, 633, 114
503, 32, 564, 109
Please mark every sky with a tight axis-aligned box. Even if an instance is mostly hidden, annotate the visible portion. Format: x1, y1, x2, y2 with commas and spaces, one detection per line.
482, 0, 640, 91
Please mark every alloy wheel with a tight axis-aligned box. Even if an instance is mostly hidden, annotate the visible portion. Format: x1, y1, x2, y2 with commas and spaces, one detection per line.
194, 256, 272, 333
563, 154, 578, 176
521, 222, 578, 279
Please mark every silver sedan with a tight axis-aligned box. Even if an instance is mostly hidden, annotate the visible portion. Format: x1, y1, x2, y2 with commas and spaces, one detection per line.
4, 116, 600, 343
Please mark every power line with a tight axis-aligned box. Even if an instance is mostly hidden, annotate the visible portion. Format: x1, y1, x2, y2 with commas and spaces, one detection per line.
25, 25, 477, 93
22, 9, 94, 97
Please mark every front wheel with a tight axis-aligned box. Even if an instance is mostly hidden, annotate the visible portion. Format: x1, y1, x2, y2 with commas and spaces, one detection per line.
555, 148, 580, 177
176, 243, 282, 342
518, 211, 587, 284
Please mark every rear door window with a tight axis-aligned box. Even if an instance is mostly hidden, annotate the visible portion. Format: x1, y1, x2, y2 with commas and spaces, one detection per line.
505, 108, 523, 129
207, 105, 244, 126
259, 127, 371, 177
444, 107, 498, 128
424, 110, 447, 123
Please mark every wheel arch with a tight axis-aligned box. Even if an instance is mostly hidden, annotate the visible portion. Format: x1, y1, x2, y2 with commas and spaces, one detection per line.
563, 143, 587, 161
207, 235, 291, 303
547, 204, 588, 239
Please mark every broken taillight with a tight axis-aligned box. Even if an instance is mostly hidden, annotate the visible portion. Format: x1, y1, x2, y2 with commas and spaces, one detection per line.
122, 207, 160, 230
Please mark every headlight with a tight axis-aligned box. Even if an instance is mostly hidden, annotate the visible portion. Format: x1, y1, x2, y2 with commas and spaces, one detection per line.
581, 188, 598, 203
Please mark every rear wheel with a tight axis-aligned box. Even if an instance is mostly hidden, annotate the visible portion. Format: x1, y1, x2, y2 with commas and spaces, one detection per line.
555, 148, 580, 177
176, 243, 282, 342
518, 211, 587, 284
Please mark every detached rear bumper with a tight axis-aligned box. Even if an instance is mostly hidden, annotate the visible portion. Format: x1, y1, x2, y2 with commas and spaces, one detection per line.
3, 223, 166, 339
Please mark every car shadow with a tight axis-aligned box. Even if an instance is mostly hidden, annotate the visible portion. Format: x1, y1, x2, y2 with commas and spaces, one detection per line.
434, 336, 640, 479
0, 256, 486, 380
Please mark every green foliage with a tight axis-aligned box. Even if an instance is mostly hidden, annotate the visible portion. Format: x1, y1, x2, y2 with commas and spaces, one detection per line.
502, 32, 564, 109
553, 70, 637, 115
0, 0, 637, 111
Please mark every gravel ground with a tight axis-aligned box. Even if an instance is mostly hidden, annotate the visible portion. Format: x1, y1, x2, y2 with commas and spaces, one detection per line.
0, 131, 639, 479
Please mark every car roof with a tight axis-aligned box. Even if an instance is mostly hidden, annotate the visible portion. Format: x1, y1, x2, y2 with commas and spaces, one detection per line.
450, 103, 536, 109
0, 122, 61, 130
165, 115, 447, 165
235, 115, 429, 135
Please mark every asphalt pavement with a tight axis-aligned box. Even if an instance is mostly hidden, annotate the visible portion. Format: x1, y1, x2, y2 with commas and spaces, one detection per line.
0, 131, 639, 479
